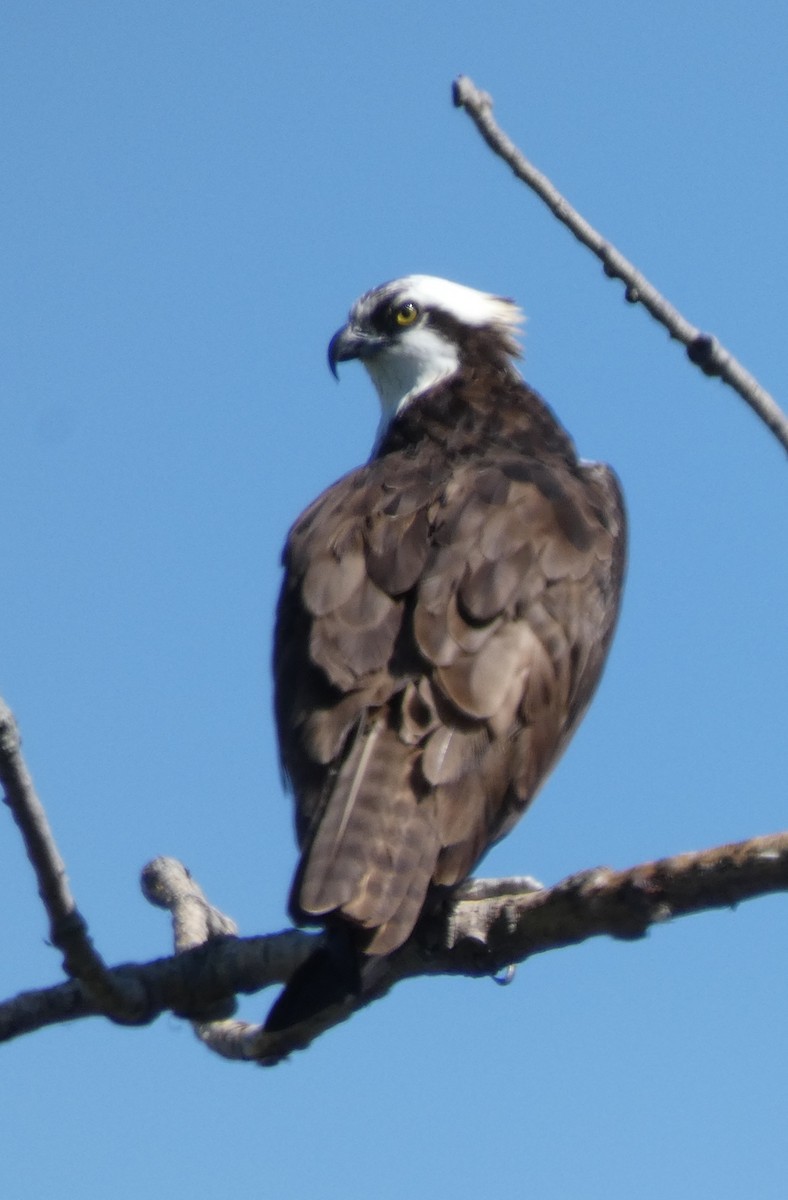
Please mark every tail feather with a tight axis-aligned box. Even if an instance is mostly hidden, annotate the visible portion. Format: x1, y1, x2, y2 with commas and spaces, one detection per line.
296, 721, 439, 948
263, 930, 361, 1034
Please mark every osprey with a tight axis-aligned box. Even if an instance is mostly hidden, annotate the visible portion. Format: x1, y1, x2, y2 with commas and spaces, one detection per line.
266, 275, 625, 1031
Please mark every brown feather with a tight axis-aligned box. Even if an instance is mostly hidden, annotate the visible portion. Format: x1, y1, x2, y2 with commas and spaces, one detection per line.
273, 340, 626, 978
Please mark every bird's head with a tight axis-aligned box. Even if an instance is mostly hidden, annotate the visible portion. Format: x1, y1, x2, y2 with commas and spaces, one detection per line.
327, 275, 524, 432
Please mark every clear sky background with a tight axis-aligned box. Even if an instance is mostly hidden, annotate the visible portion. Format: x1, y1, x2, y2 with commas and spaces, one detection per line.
2, 4, 786, 1198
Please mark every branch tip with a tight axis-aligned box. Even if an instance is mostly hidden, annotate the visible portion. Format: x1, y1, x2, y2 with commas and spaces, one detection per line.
453, 76, 788, 455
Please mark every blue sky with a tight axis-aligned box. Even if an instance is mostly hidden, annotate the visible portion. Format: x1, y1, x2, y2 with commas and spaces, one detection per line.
1, 3, 786, 1197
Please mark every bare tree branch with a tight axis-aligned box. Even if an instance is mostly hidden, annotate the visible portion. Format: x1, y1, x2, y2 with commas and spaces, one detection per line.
140, 856, 314, 1060
452, 75, 788, 457
3, 830, 787, 1064
0, 698, 145, 1020
141, 856, 239, 950
249, 832, 788, 1064
0, 924, 312, 1044
2, 697, 787, 1063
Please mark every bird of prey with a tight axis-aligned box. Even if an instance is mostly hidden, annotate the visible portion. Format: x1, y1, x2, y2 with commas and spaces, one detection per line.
266, 275, 625, 1031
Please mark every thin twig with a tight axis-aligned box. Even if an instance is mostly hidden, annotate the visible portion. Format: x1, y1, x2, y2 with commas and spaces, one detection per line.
0, 697, 146, 1019
453, 75, 788, 456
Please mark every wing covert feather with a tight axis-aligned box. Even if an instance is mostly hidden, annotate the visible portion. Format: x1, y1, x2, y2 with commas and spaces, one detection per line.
274, 443, 625, 956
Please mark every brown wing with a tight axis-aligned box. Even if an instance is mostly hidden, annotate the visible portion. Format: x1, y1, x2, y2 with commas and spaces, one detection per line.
274, 447, 625, 955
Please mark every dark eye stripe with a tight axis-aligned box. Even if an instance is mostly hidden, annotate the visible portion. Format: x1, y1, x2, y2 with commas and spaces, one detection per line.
369, 301, 395, 334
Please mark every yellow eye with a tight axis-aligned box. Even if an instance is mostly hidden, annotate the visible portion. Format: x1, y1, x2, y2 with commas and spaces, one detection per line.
395, 301, 419, 327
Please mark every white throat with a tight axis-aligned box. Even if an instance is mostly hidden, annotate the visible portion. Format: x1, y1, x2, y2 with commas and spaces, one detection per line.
363, 326, 460, 447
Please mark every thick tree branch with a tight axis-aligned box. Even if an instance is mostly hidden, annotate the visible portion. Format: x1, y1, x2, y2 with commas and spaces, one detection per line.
250, 832, 788, 1064
3, 833, 787, 1064
0, 925, 313, 1044
452, 75, 788, 457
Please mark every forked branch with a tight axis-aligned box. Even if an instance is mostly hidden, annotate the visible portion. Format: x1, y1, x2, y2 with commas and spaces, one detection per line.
2, 700, 787, 1066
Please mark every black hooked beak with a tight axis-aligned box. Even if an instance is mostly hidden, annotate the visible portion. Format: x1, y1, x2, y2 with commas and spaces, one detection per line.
327, 323, 386, 379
